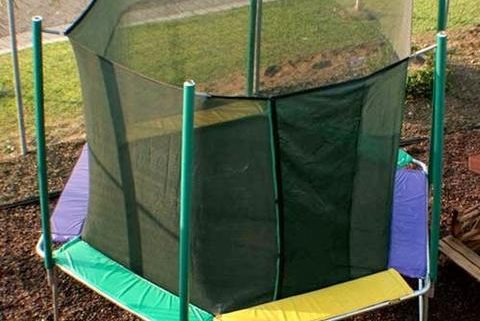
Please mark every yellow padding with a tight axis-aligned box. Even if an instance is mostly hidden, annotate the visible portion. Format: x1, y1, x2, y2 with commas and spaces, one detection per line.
215, 269, 413, 321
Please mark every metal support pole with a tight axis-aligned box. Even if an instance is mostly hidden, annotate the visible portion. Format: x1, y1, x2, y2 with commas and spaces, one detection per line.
429, 32, 447, 282
418, 279, 424, 321
179, 80, 195, 321
7, 0, 28, 156
246, 0, 258, 96
418, 279, 429, 321
437, 0, 448, 31
33, 16, 59, 321
253, 0, 262, 94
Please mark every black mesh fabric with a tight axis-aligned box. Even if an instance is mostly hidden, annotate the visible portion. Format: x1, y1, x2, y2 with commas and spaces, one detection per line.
259, 0, 412, 94
66, 0, 412, 315
68, 0, 412, 96
73, 44, 277, 313
274, 61, 408, 298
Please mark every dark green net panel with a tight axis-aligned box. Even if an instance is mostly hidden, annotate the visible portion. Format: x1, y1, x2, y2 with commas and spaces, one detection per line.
67, 0, 412, 315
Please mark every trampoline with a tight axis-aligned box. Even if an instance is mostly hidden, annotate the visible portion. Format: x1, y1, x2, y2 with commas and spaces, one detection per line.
31, 0, 449, 320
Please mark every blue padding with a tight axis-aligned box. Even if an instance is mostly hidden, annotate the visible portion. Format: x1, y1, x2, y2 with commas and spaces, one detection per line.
388, 169, 428, 278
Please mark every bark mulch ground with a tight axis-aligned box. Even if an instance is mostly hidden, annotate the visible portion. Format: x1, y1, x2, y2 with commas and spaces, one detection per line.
1, 130, 480, 320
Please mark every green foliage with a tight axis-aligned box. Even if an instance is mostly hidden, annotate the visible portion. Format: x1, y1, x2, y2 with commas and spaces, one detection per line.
406, 52, 451, 98
406, 53, 435, 97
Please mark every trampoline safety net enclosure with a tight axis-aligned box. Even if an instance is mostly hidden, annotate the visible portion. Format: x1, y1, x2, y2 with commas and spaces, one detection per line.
67, 0, 412, 315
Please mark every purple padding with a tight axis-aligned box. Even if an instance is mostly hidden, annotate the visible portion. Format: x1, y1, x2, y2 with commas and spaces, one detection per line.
388, 168, 428, 278
51, 144, 89, 243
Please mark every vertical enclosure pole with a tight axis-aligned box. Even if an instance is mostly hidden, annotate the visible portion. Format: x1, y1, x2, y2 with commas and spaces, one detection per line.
33, 15, 53, 274
7, 0, 28, 155
33, 16, 59, 321
246, 0, 258, 96
429, 32, 447, 282
179, 80, 195, 321
437, 0, 448, 31
429, 0, 449, 179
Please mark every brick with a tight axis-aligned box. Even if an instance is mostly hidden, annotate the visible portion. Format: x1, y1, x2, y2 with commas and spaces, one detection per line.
468, 154, 480, 174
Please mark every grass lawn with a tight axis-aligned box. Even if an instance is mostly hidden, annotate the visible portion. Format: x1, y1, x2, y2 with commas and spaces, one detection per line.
0, 42, 82, 155
414, 0, 480, 34
0, 0, 479, 157
111, 0, 386, 87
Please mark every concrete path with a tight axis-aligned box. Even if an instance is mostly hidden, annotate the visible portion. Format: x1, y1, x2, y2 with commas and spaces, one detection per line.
0, 25, 67, 55
0, 0, 88, 37
0, 0, 246, 54
0, 0, 88, 54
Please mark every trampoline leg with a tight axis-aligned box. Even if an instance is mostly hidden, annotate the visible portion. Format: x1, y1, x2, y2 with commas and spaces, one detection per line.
47, 269, 60, 321
418, 279, 429, 321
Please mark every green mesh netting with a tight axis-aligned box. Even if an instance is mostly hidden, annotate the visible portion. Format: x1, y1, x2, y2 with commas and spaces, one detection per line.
67, 0, 411, 315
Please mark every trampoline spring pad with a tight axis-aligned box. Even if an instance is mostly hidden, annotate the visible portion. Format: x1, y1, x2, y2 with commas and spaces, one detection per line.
215, 269, 413, 321
54, 237, 213, 321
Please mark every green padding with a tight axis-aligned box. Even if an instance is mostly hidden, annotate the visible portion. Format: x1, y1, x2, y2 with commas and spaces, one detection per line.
54, 238, 213, 321
397, 149, 413, 168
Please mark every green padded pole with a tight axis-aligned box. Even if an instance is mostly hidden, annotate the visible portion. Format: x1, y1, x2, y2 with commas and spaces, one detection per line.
33, 16, 53, 271
33, 16, 59, 321
253, 0, 263, 94
430, 0, 449, 174
179, 80, 195, 321
429, 32, 447, 282
437, 0, 448, 31
267, 99, 282, 300
246, 0, 257, 96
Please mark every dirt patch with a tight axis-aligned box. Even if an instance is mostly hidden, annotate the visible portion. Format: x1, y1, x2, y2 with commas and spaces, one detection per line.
0, 204, 139, 321
404, 25, 480, 137
0, 140, 84, 205
403, 130, 480, 237
0, 141, 139, 320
